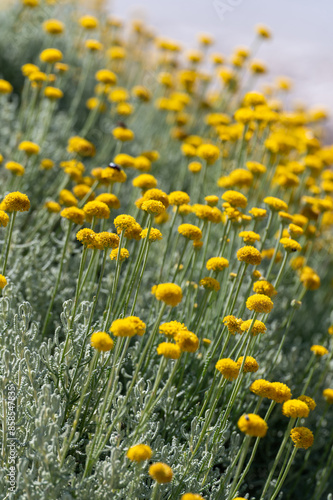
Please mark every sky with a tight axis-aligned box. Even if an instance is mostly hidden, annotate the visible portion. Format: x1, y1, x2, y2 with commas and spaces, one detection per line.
108, 0, 333, 121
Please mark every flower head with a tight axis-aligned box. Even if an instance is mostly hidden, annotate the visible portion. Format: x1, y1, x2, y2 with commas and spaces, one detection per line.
141, 199, 165, 215
238, 414, 268, 437
60, 207, 85, 225
246, 294, 273, 313
114, 214, 136, 231
264, 196, 288, 211
237, 246, 262, 266
149, 462, 173, 483
169, 191, 190, 206
206, 257, 229, 272
0, 275, 7, 289
269, 382, 292, 403
311, 345, 328, 357
253, 280, 277, 298
40, 48, 63, 64
152, 283, 182, 307
18, 141, 40, 155
280, 237, 302, 252
216, 358, 239, 380
282, 399, 309, 418
297, 395, 316, 411
323, 388, 333, 404
110, 316, 146, 337
140, 227, 162, 242
0, 211, 10, 227
157, 342, 181, 359
290, 427, 314, 449
222, 190, 247, 208
2, 192, 30, 212
91, 331, 114, 351
127, 444, 152, 462
223, 315, 243, 334
110, 248, 130, 261
83, 201, 110, 221
175, 330, 199, 353
250, 379, 273, 398
237, 356, 259, 373
159, 321, 187, 338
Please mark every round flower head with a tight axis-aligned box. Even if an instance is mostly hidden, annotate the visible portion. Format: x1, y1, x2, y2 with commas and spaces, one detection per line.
323, 388, 333, 404
238, 414, 268, 437
18, 141, 40, 155
175, 330, 199, 353
290, 427, 314, 449
215, 358, 239, 380
223, 315, 243, 334
237, 356, 259, 373
76, 229, 101, 249
250, 379, 273, 398
59, 189, 78, 207
121, 223, 143, 241
239, 231, 260, 244
253, 280, 277, 298
96, 232, 120, 249
149, 462, 173, 483
0, 275, 7, 289
110, 316, 146, 337
288, 223, 304, 238
79, 15, 99, 29
83, 201, 110, 221
246, 161, 266, 175
269, 382, 292, 403
141, 199, 165, 215
43, 19, 64, 35
114, 214, 136, 231
153, 283, 182, 307
110, 248, 129, 261
206, 257, 229, 272
143, 188, 169, 209
91, 331, 114, 351
310, 345, 328, 357
222, 190, 247, 208
2, 192, 30, 212
169, 191, 190, 206
181, 495, 205, 500
40, 48, 63, 64
237, 246, 262, 266
140, 227, 162, 242
0, 79, 13, 94
0, 211, 10, 227
95, 69, 117, 85
200, 277, 220, 291
189, 161, 202, 173
249, 207, 267, 219
300, 267, 321, 290
100, 167, 127, 184
297, 395, 316, 411
282, 399, 309, 418
113, 127, 134, 142
280, 237, 301, 252
95, 193, 120, 209
157, 342, 181, 359
133, 174, 157, 190
197, 144, 220, 164
264, 196, 288, 212
127, 444, 152, 462
205, 195, 219, 206
246, 294, 273, 314
60, 207, 85, 225
159, 321, 187, 338
241, 319, 267, 336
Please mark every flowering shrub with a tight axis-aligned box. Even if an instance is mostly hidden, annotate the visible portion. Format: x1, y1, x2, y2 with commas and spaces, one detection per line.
0, 2, 333, 499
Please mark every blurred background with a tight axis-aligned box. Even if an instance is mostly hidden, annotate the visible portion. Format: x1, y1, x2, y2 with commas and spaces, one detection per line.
108, 0, 333, 124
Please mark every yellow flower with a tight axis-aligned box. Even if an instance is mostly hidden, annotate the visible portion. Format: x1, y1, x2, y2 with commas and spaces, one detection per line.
95, 69, 117, 85
114, 214, 136, 231
83, 201, 110, 221
238, 231, 260, 244
149, 462, 173, 483
44, 87, 63, 100
240, 319, 267, 336
215, 358, 239, 380
134, 156, 151, 172
110, 248, 130, 261
249, 207, 267, 219
115, 154, 135, 169
0, 275, 7, 289
159, 321, 187, 338
140, 227, 162, 242
237, 356, 259, 373
143, 188, 169, 209
0, 79, 13, 94
246, 294, 273, 314
0, 211, 10, 227
126, 444, 152, 462
199, 277, 220, 291
310, 345, 328, 357
269, 382, 292, 403
59, 189, 78, 207
76, 229, 100, 249
40, 48, 63, 64
193, 204, 223, 223
178, 223, 202, 241
252, 280, 277, 298
300, 267, 321, 290
206, 257, 229, 272
238, 414, 268, 437
133, 174, 157, 190
18, 141, 40, 155
110, 316, 146, 337
22, 64, 39, 77
282, 400, 309, 418
188, 161, 202, 173
40, 158, 54, 170
223, 315, 243, 334
280, 237, 302, 252
2, 192, 30, 212
256, 24, 271, 38
175, 330, 199, 353
297, 395, 316, 411
141, 200, 165, 215
169, 191, 190, 206
60, 207, 85, 225
67, 136, 95, 157
221, 190, 247, 208
79, 15, 99, 29
237, 246, 262, 266
181, 494, 205, 500
91, 331, 114, 351
85, 39, 103, 51
108, 46, 127, 60
73, 184, 95, 201
250, 379, 273, 398
96, 232, 120, 249
112, 127, 134, 142
43, 19, 64, 35
205, 195, 219, 206
152, 283, 183, 307
290, 427, 314, 449
5, 162, 25, 176
323, 388, 333, 404
157, 342, 181, 359
264, 196, 288, 211
196, 144, 220, 164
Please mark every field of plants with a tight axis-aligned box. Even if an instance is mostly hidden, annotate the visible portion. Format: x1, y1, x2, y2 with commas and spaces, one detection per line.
0, 1, 333, 499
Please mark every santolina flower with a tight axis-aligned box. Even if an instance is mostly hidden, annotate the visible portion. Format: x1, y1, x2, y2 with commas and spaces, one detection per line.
290, 427, 314, 449
200, 277, 220, 291
222, 190, 247, 208
238, 413, 268, 437
264, 196, 288, 211
110, 316, 146, 337
114, 214, 136, 231
126, 444, 152, 462
0, 275, 7, 289
60, 207, 85, 225
149, 462, 173, 483
2, 192, 30, 212
280, 237, 302, 252
178, 223, 202, 240
206, 257, 229, 271
297, 395, 316, 411
323, 388, 333, 404
250, 379, 273, 398
91, 332, 114, 351
181, 494, 205, 500
310, 345, 328, 356
269, 382, 292, 403
110, 248, 130, 261
246, 294, 274, 313
159, 321, 187, 338
152, 283, 183, 307
282, 399, 309, 418
157, 342, 181, 359
216, 358, 239, 380
237, 246, 262, 266
175, 330, 199, 353
240, 319, 267, 336
169, 191, 190, 206
237, 356, 259, 373
0, 210, 10, 227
